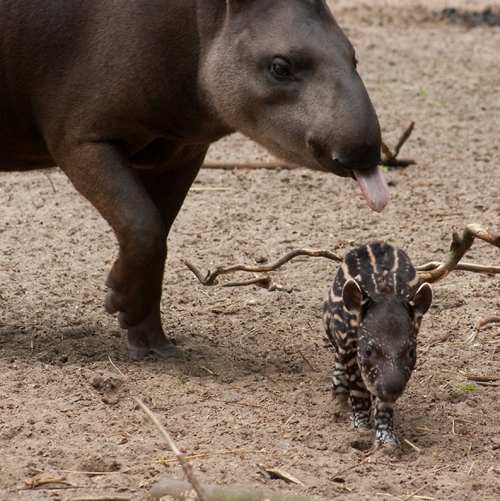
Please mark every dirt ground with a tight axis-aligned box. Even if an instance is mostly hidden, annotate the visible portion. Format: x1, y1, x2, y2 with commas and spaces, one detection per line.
1, 1, 500, 500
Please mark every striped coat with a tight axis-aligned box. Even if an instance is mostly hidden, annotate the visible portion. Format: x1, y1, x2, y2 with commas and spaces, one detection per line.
323, 243, 432, 448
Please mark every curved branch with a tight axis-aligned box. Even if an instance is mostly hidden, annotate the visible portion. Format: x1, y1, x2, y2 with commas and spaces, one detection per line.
417, 224, 500, 283
417, 261, 500, 274
476, 316, 500, 329
183, 248, 342, 287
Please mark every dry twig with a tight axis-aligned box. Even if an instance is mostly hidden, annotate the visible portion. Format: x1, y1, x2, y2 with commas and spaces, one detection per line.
157, 450, 260, 464
150, 479, 329, 501
134, 398, 208, 501
202, 123, 416, 170
63, 497, 131, 501
402, 483, 432, 501
184, 248, 341, 290
466, 374, 500, 382
202, 162, 294, 170
25, 477, 75, 489
381, 121, 416, 167
476, 316, 500, 328
417, 224, 500, 283
403, 438, 422, 453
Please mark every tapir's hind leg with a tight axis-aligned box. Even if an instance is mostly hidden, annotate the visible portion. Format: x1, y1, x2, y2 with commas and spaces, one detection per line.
126, 304, 182, 360
129, 153, 206, 359
56, 142, 200, 360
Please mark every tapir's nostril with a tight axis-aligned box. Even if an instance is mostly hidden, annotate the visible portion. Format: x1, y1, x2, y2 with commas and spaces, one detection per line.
380, 379, 406, 403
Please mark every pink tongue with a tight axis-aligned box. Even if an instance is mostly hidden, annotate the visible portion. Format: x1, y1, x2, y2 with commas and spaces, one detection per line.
353, 166, 389, 213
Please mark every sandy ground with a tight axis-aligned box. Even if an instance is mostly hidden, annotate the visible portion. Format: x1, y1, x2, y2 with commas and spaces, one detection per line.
1, 1, 500, 500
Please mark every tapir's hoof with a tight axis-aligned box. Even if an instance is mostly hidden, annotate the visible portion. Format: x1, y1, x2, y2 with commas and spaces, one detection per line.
125, 307, 184, 361
356, 425, 373, 434
127, 328, 184, 361
352, 417, 372, 433
374, 439, 399, 451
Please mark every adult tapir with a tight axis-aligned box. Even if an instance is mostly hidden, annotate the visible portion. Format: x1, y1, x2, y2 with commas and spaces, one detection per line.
0, 0, 388, 360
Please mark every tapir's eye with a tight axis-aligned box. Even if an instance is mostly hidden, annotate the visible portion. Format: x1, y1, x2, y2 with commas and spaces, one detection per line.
408, 346, 416, 358
270, 57, 292, 79
364, 346, 373, 358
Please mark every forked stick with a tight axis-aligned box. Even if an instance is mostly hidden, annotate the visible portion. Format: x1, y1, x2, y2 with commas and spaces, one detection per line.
381, 121, 416, 167
184, 225, 500, 298
417, 224, 500, 283
183, 248, 342, 288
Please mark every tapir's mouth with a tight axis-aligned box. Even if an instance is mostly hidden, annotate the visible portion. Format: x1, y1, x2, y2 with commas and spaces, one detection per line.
352, 167, 389, 213
327, 157, 389, 214
377, 392, 401, 404
259, 137, 389, 213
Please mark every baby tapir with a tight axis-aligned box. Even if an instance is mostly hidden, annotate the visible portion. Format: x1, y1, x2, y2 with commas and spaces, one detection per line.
323, 243, 433, 448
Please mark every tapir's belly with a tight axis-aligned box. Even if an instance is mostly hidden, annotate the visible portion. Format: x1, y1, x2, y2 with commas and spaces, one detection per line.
0, 134, 56, 171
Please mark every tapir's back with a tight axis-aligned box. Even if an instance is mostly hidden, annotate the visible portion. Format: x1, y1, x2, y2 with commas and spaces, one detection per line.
337, 243, 420, 300
0, 0, 203, 170
0, 0, 81, 165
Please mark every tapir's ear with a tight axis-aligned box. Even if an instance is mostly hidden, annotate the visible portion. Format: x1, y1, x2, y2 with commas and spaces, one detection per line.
409, 282, 433, 318
342, 279, 365, 314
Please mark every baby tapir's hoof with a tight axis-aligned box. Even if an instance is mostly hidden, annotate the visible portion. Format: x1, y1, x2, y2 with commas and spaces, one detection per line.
374, 436, 399, 450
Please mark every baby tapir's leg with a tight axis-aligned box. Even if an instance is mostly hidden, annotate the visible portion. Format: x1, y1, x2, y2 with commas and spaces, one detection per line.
340, 350, 372, 430
332, 350, 349, 406
374, 399, 397, 447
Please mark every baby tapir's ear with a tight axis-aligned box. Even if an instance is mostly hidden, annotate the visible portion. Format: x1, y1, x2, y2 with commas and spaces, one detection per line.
409, 282, 433, 318
342, 279, 365, 314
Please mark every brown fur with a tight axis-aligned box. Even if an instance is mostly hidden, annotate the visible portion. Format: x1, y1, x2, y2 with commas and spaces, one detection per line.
0, 0, 382, 359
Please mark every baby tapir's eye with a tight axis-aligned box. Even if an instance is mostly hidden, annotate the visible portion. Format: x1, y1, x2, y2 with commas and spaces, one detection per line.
408, 346, 416, 358
270, 57, 292, 79
364, 345, 373, 358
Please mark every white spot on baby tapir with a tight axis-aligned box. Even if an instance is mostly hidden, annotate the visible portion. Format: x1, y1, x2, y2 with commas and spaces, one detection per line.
323, 242, 432, 448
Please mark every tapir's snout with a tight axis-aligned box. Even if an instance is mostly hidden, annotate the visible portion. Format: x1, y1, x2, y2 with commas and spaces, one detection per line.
376, 377, 407, 404
335, 142, 381, 173
310, 137, 389, 213
332, 84, 389, 213
306, 70, 389, 213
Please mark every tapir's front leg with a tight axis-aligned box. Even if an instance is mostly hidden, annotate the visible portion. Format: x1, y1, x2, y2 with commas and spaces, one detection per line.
125, 152, 206, 359
342, 351, 372, 431
373, 399, 397, 448
56, 142, 187, 359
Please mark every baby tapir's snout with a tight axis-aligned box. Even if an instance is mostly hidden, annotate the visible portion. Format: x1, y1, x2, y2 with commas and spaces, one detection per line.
362, 358, 411, 404
324, 243, 433, 447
